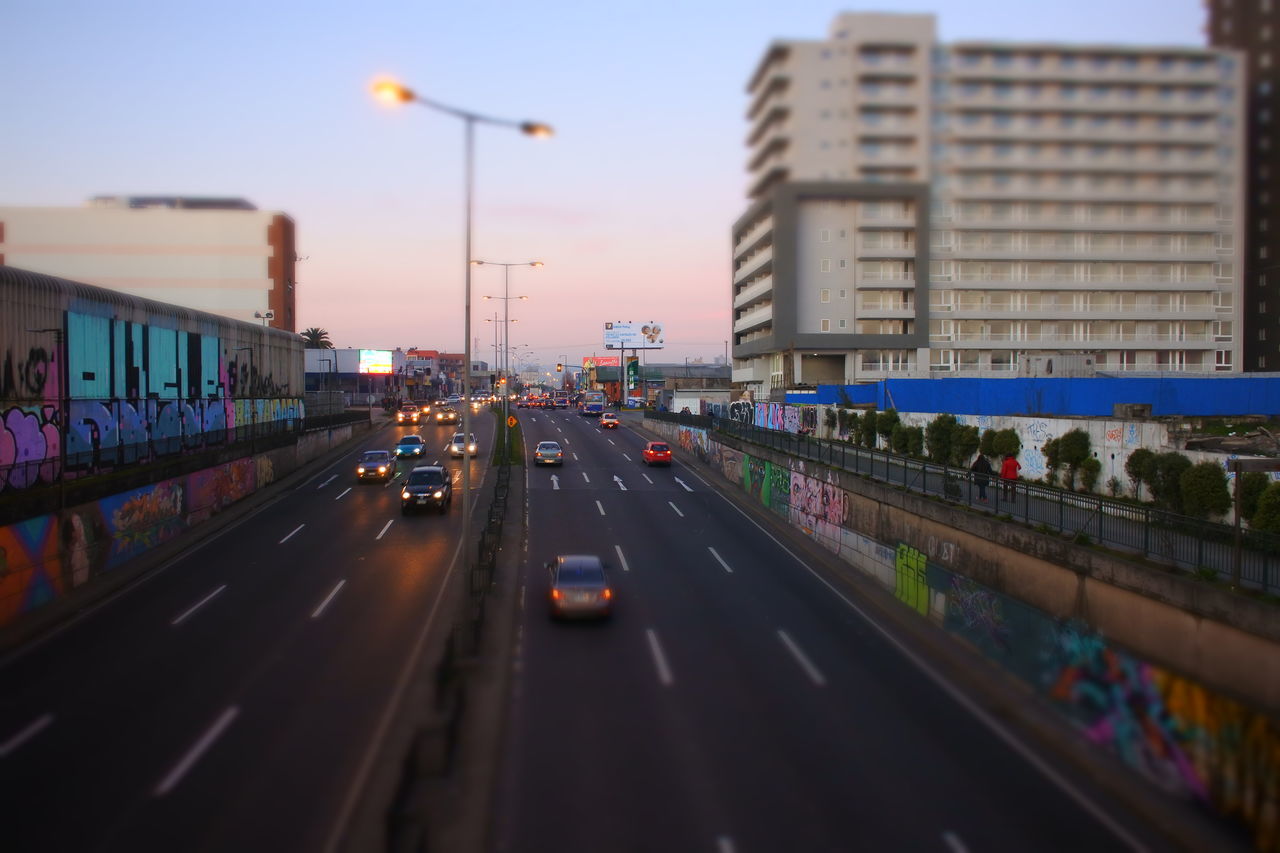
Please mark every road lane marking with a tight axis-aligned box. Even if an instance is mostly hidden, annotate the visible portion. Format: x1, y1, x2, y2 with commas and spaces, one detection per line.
0, 714, 53, 758
171, 585, 227, 627
317, 474, 337, 489
551, 475, 560, 490
573, 453, 579, 461
622, 453, 632, 462
280, 524, 305, 544
674, 477, 694, 492
614, 545, 630, 572
778, 630, 827, 686
642, 473, 653, 484
334, 487, 351, 500
311, 580, 346, 619
607, 439, 616, 445
708, 547, 734, 574
154, 706, 239, 797
668, 501, 684, 517
942, 832, 969, 853
645, 629, 674, 687
582, 472, 590, 484
716, 838, 736, 853
596, 501, 606, 516
376, 520, 394, 540
613, 475, 627, 491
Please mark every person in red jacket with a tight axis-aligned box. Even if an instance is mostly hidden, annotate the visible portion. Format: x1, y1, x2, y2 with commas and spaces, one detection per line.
999, 453, 1021, 499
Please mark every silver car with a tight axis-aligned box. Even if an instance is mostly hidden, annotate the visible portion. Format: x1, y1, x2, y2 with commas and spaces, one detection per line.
534, 441, 564, 465
448, 432, 478, 457
546, 555, 613, 620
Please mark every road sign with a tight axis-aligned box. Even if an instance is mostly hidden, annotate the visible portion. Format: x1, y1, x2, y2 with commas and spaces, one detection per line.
507, 415, 517, 428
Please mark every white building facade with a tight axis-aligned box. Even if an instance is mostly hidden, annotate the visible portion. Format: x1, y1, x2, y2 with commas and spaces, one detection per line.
733, 13, 1246, 397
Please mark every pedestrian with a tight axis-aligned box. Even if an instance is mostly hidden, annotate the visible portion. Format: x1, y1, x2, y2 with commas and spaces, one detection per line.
970, 452, 993, 502
999, 453, 1021, 500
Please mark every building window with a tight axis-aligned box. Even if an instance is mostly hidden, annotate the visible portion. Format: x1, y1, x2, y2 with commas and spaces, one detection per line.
839, 259, 848, 269
820, 319, 831, 332
821, 289, 831, 303
839, 289, 847, 298
821, 259, 832, 272
839, 319, 848, 328
820, 228, 831, 242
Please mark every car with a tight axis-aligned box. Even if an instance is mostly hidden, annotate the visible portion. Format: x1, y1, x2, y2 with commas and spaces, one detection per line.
534, 440, 565, 465
395, 434, 427, 459
435, 406, 460, 425
599, 412, 620, 429
448, 432, 478, 457
400, 465, 453, 515
445, 395, 462, 405
395, 403, 421, 425
517, 396, 530, 408
642, 441, 672, 466
546, 554, 613, 620
356, 449, 395, 481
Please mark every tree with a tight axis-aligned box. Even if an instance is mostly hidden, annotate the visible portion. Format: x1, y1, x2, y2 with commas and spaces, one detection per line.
1240, 471, 1271, 522
1149, 452, 1192, 513
1079, 457, 1102, 493
925, 413, 959, 463
877, 408, 900, 449
1058, 429, 1092, 490
1125, 447, 1155, 499
891, 423, 911, 455
1251, 483, 1280, 533
991, 429, 1022, 460
860, 410, 879, 448
905, 426, 925, 458
979, 428, 998, 458
953, 425, 980, 467
301, 327, 334, 349
1042, 437, 1062, 487
1180, 461, 1231, 520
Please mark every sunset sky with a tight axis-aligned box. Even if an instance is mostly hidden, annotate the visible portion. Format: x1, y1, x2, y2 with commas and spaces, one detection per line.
3, 0, 1205, 370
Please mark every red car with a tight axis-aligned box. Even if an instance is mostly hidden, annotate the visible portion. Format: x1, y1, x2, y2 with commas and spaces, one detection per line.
642, 441, 672, 466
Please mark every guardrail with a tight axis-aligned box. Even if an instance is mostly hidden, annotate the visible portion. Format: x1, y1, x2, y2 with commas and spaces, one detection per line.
647, 410, 1280, 594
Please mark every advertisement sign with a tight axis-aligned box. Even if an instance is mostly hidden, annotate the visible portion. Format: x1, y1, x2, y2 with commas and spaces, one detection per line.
358, 349, 393, 374
626, 356, 638, 390
582, 356, 621, 368
603, 321, 664, 350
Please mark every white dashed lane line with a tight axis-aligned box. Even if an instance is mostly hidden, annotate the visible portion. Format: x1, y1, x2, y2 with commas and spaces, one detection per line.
280, 524, 305, 544
596, 501, 606, 516
317, 475, 337, 489
668, 501, 684, 518
645, 629, 674, 687
334, 487, 351, 500
376, 520, 394, 540
0, 714, 54, 758
154, 706, 239, 797
642, 473, 653, 484
582, 472, 590, 484
171, 585, 227, 627
311, 580, 346, 619
614, 545, 630, 572
708, 547, 733, 574
777, 629, 827, 687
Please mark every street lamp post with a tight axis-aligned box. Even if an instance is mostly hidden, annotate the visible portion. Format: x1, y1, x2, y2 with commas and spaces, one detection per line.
475, 259, 541, 460
374, 79, 551, 580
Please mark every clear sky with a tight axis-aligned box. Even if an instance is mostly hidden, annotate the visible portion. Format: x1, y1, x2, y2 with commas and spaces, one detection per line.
3, 1, 1206, 370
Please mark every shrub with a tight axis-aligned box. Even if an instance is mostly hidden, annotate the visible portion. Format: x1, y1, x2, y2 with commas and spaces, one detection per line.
824, 408, 837, 430
1042, 437, 1063, 485
1149, 452, 1192, 513
905, 425, 925, 458
1240, 471, 1270, 522
925, 413, 959, 463
1252, 483, 1280, 533
1058, 429, 1092, 490
1106, 476, 1123, 497
1180, 461, 1231, 520
953, 425, 980, 467
877, 408, 900, 449
991, 429, 1022, 460
979, 429, 998, 458
1080, 457, 1102, 493
1125, 447, 1155, 500
891, 423, 911, 455
860, 410, 879, 448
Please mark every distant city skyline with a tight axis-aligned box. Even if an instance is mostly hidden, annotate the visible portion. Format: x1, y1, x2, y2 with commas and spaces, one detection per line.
2, 0, 1206, 368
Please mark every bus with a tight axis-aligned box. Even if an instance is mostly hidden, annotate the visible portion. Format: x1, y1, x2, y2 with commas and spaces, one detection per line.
579, 390, 606, 416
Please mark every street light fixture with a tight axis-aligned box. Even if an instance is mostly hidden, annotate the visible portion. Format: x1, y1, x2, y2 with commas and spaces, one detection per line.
475, 259, 542, 457
373, 77, 552, 578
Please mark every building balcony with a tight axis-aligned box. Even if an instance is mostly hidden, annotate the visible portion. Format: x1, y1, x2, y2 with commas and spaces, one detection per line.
733, 217, 774, 256
733, 276, 774, 310
949, 272, 1220, 290
749, 165, 790, 200
946, 183, 1226, 203
733, 304, 774, 334
747, 104, 789, 147
942, 212, 1225, 232
931, 330, 1222, 349
733, 246, 773, 284
942, 58, 1221, 85
747, 74, 790, 121
941, 122, 1221, 144
856, 275, 916, 290
945, 247, 1221, 263
949, 303, 1219, 321
856, 241, 916, 259
732, 364, 767, 384
944, 153, 1221, 174
944, 90, 1222, 115
857, 301, 916, 319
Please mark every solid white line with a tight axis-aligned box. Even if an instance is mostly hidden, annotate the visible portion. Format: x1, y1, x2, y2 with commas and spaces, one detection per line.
942, 831, 969, 853
279, 524, 305, 544
0, 713, 53, 758
596, 501, 606, 516
681, 464, 1146, 850
645, 629, 674, 687
334, 487, 351, 501
622, 453, 632, 462
668, 501, 684, 517
708, 547, 734, 574
376, 520, 394, 540
642, 473, 653, 484
716, 837, 736, 853
582, 472, 591, 484
171, 584, 227, 627
317, 474, 337, 489
614, 544, 630, 572
311, 580, 346, 619
778, 629, 827, 686
154, 706, 239, 797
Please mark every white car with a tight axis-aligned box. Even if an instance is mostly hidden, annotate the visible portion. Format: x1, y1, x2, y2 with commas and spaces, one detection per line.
448, 432, 478, 457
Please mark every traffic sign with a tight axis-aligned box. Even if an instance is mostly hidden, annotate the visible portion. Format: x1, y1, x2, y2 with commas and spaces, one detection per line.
507, 415, 517, 428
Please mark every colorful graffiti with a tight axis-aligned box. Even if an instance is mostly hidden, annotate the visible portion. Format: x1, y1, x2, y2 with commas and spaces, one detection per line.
947, 577, 1012, 654
677, 426, 710, 462
894, 543, 929, 615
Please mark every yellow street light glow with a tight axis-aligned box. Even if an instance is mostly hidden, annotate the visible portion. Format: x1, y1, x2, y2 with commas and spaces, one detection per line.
372, 78, 412, 104
521, 122, 554, 138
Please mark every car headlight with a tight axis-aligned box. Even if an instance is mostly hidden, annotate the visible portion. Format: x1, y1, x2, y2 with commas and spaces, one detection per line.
468, 444, 476, 452
401, 490, 410, 499
357, 466, 366, 474
378, 466, 387, 473
433, 490, 443, 499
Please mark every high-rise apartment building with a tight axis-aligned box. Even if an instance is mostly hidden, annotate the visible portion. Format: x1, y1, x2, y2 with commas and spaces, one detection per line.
0, 196, 297, 332
1206, 0, 1280, 370
732, 13, 1245, 397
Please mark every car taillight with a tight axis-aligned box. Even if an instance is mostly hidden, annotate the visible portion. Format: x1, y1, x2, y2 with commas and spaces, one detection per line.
602, 588, 612, 600
551, 589, 562, 600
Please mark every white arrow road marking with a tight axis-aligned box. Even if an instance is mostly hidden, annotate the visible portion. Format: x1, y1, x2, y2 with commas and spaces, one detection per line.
674, 477, 694, 492
0, 714, 54, 758
312, 580, 346, 619
334, 487, 351, 500
645, 629, 674, 687
668, 501, 684, 518
317, 474, 338, 489
172, 585, 227, 627
778, 630, 827, 686
280, 524, 305, 544
550, 475, 560, 490
376, 520, 394, 540
708, 547, 734, 574
154, 706, 240, 797
596, 501, 606, 516
613, 475, 627, 491
614, 544, 630, 572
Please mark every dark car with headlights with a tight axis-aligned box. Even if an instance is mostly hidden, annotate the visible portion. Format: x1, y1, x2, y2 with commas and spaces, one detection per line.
400, 465, 452, 515
435, 406, 460, 426
356, 450, 395, 481
396, 403, 422, 425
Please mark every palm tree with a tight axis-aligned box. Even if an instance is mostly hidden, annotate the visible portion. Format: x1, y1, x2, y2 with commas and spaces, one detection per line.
301, 327, 334, 349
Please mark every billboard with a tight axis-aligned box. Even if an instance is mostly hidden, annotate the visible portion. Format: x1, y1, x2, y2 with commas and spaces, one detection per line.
358, 349, 393, 374
603, 321, 664, 350
583, 356, 621, 368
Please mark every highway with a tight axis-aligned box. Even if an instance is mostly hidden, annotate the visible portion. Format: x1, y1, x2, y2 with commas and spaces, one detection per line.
0, 415, 491, 852
493, 409, 1177, 853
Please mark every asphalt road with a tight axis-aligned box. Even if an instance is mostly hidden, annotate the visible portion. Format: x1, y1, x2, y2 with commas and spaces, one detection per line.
492, 409, 1184, 853
0, 414, 493, 852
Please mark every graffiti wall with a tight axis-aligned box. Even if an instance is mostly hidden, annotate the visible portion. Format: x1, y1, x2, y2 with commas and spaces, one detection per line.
645, 415, 1280, 848
0, 457, 260, 627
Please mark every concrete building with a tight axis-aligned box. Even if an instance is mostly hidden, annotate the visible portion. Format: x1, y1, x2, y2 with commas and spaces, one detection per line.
732, 12, 1246, 399
0, 196, 297, 332
1206, 0, 1280, 371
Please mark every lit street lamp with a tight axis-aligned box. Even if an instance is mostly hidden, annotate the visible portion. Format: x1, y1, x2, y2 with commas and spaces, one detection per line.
373, 77, 552, 576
